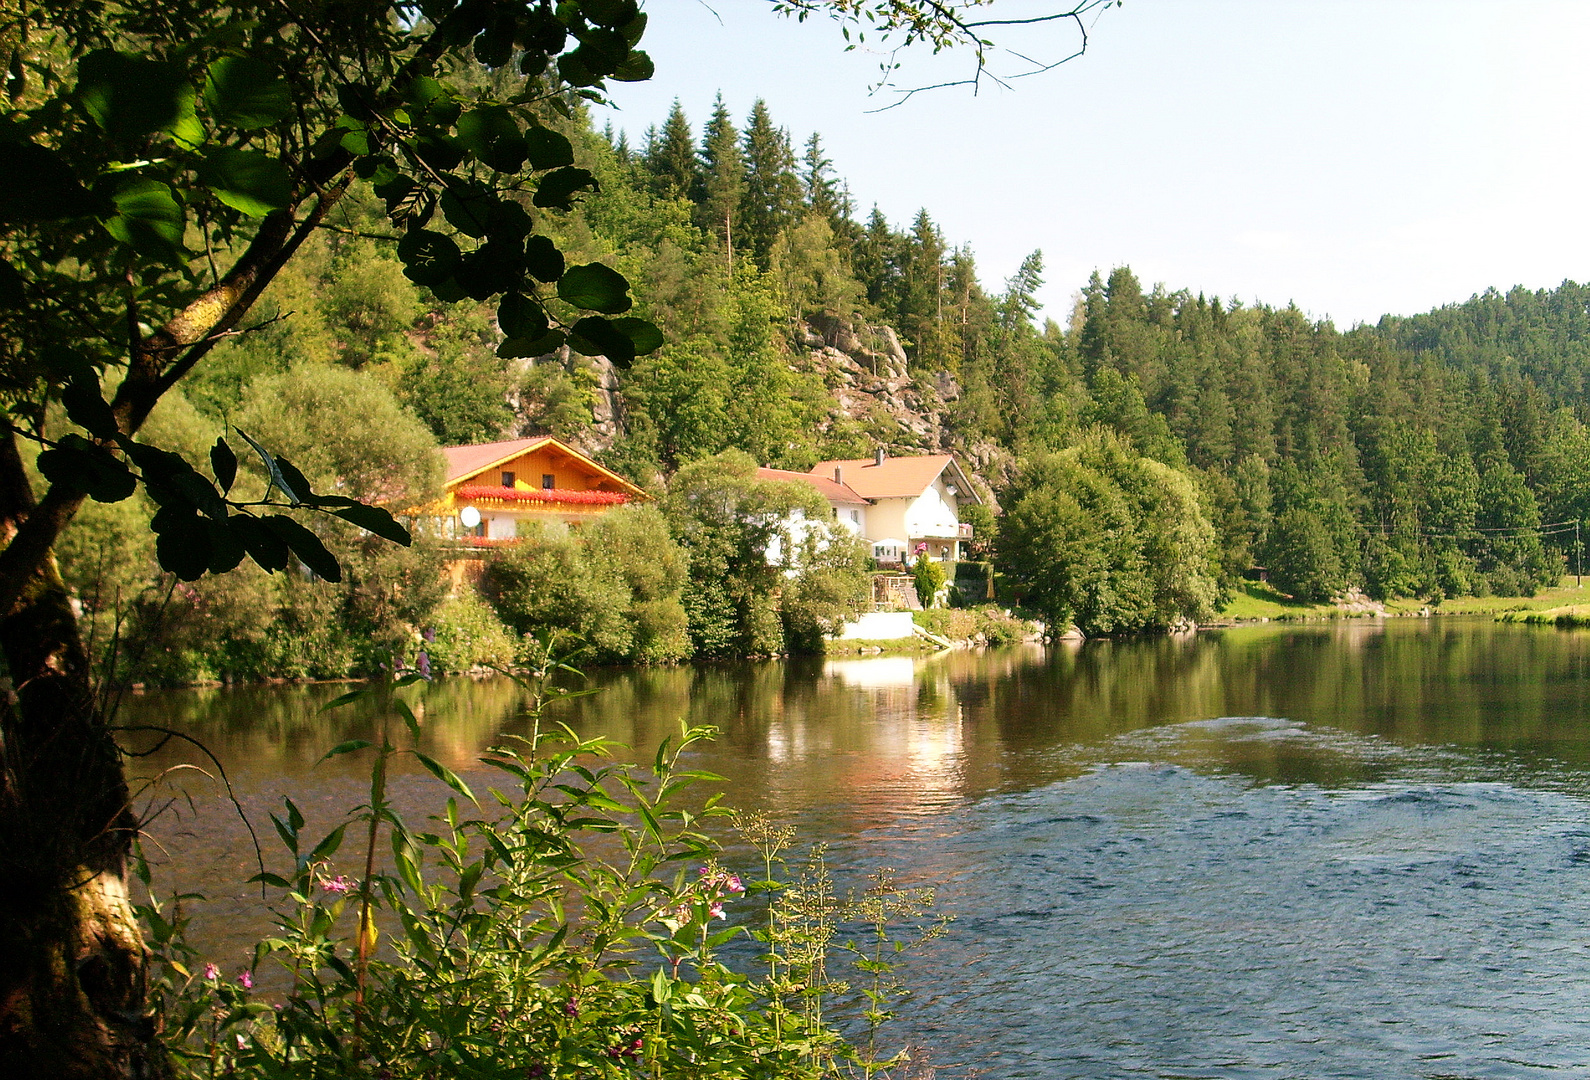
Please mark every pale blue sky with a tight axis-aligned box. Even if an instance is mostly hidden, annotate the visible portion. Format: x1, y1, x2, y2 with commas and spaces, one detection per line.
599, 1, 1590, 329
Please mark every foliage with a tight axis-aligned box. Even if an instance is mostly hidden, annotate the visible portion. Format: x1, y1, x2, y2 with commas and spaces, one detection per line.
996, 430, 1219, 635
1, 0, 663, 597
479, 506, 690, 666
138, 657, 949, 1078
912, 605, 1030, 646
781, 528, 874, 653
663, 451, 860, 658
423, 591, 519, 674
910, 554, 945, 609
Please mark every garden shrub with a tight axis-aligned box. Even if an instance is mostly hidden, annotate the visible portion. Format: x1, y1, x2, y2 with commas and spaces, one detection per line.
424, 592, 518, 673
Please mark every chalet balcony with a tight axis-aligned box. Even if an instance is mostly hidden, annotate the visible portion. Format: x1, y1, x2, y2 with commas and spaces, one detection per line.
958, 522, 974, 539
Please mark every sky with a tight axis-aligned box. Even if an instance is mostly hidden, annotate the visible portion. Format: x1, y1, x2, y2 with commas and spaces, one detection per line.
596, 0, 1590, 330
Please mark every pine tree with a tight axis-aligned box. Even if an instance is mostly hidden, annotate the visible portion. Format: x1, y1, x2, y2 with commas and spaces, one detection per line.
698, 94, 744, 262
739, 100, 803, 270
646, 99, 698, 201
900, 209, 948, 369
853, 206, 898, 311
803, 133, 846, 231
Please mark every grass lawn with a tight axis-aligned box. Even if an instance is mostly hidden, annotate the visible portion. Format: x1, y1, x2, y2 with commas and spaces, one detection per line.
1217, 577, 1590, 623
1218, 582, 1339, 621
1434, 577, 1590, 615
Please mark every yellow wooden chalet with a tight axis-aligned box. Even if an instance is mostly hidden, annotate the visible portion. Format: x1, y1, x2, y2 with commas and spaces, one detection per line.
428, 437, 646, 546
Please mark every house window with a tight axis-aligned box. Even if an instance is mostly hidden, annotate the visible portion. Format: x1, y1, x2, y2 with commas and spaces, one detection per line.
501, 471, 515, 488
542, 474, 555, 490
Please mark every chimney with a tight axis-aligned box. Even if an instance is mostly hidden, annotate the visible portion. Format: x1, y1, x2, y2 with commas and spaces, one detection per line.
833, 466, 843, 484
874, 447, 886, 467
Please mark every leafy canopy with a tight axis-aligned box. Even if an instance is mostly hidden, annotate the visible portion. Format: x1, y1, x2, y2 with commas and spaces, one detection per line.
0, 0, 663, 591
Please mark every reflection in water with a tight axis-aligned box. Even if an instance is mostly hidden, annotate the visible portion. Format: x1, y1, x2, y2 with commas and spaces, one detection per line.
127, 619, 1590, 1077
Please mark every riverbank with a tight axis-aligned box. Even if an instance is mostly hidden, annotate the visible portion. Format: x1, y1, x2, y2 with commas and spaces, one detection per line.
1214, 577, 1590, 625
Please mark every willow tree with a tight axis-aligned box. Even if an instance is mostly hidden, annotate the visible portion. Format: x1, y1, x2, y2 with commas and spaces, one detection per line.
0, 1, 1108, 1074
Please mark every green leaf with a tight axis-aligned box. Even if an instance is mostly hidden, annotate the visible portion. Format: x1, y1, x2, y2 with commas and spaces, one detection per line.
497, 329, 565, 359
584, 0, 640, 27
234, 428, 302, 503
36, 435, 137, 503
415, 751, 477, 805
310, 824, 348, 861
454, 241, 523, 301
205, 517, 247, 574
198, 147, 292, 217
318, 740, 374, 763
229, 514, 290, 573
456, 106, 526, 173
523, 235, 565, 282
273, 457, 316, 506
0, 144, 99, 223
102, 179, 184, 257
210, 438, 237, 493
439, 184, 495, 238
397, 229, 461, 287
203, 56, 291, 129
264, 515, 343, 582
558, 263, 631, 314
569, 317, 638, 365
320, 687, 371, 712
532, 167, 597, 211
612, 50, 654, 82
395, 700, 421, 743
405, 75, 457, 127
331, 503, 412, 546
61, 374, 118, 439
152, 507, 211, 581
76, 51, 194, 138
611, 316, 664, 356
498, 292, 549, 339
523, 125, 574, 170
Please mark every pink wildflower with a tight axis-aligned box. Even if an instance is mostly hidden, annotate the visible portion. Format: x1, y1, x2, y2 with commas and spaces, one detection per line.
237, 970, 253, 990
725, 873, 744, 894
321, 875, 355, 894
709, 901, 725, 920
203, 963, 219, 981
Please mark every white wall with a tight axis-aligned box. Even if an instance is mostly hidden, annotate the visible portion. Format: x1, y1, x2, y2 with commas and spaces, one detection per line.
833, 611, 917, 640
903, 476, 961, 539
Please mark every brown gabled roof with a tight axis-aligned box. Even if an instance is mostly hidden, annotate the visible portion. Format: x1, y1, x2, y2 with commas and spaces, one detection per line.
441, 436, 645, 497
441, 437, 551, 484
806, 454, 981, 503
756, 467, 869, 506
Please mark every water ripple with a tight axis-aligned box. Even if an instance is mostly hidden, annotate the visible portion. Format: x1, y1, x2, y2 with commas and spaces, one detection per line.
854, 719, 1590, 1079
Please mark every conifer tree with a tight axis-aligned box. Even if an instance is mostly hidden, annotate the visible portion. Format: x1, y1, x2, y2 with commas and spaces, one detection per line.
646, 99, 699, 201
803, 132, 847, 232
900, 209, 949, 369
853, 206, 899, 311
739, 100, 803, 270
698, 94, 745, 262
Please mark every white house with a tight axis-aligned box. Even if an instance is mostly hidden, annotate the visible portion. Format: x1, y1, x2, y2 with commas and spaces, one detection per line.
759, 450, 980, 564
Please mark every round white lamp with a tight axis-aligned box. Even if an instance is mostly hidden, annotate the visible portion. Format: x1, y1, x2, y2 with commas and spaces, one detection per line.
459, 505, 481, 530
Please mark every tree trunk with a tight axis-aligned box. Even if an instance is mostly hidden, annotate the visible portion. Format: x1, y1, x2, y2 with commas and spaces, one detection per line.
0, 549, 166, 1075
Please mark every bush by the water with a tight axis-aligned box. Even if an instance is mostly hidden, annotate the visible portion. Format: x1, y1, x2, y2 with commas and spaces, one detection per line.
913, 606, 1032, 646
140, 661, 947, 1078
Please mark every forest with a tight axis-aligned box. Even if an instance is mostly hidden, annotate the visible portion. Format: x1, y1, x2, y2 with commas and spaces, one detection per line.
55, 88, 1590, 674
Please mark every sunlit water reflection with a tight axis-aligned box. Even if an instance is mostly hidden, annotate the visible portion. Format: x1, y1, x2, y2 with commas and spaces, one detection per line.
129, 619, 1590, 1077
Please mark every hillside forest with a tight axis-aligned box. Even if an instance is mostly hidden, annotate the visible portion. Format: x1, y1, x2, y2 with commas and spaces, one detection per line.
58, 89, 1590, 680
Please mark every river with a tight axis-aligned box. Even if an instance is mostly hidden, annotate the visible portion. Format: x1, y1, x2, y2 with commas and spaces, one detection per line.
127, 617, 1590, 1078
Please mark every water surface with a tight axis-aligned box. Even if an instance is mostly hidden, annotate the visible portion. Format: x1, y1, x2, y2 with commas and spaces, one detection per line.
129, 618, 1590, 1077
